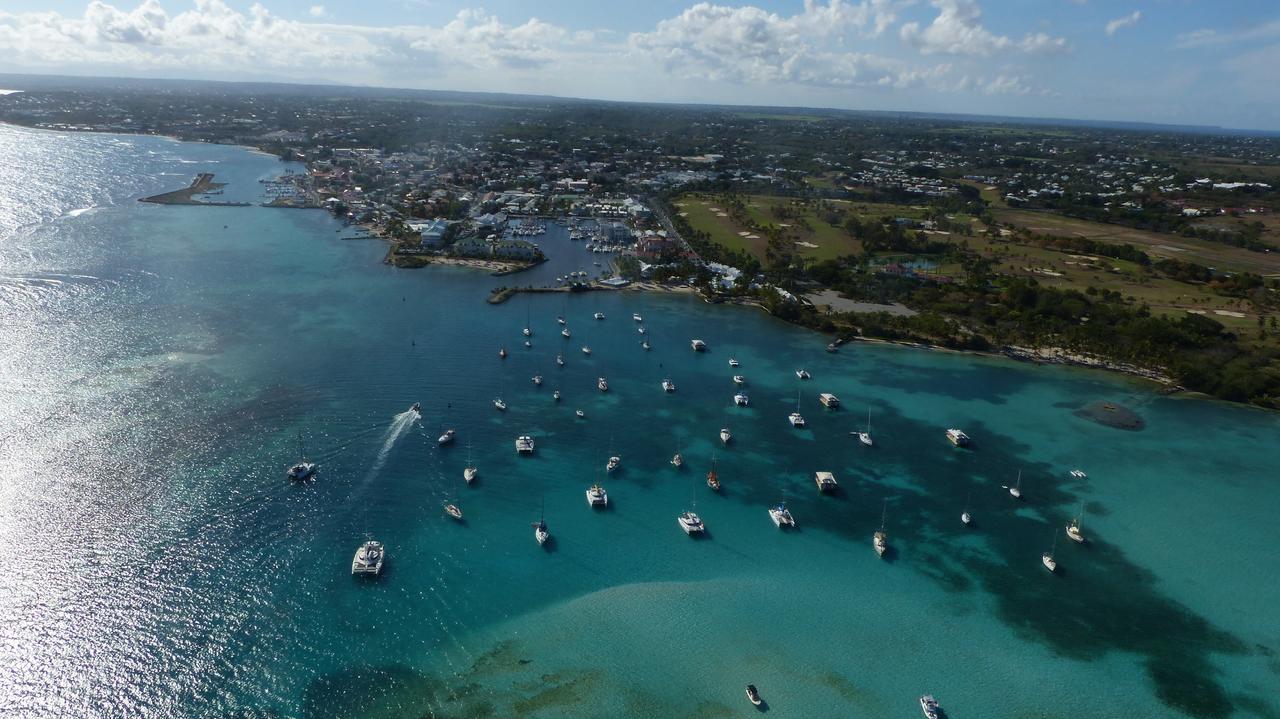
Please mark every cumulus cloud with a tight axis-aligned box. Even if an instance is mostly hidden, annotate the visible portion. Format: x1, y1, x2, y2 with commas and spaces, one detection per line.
900, 0, 1066, 56
308, 5, 326, 18
628, 0, 944, 88
1105, 11, 1140, 37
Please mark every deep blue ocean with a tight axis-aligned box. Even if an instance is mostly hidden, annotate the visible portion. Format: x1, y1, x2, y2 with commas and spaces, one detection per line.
0, 123, 1277, 718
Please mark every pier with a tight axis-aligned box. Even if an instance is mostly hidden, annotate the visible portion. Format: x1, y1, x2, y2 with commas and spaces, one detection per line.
139, 173, 249, 206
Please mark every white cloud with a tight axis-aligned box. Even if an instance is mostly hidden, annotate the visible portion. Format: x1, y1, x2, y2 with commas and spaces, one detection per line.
308, 5, 326, 19
900, 0, 1066, 56
1175, 20, 1280, 49
627, 1, 940, 88
1105, 11, 1140, 37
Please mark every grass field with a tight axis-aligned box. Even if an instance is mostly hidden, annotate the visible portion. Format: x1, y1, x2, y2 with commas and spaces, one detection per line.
993, 207, 1280, 276
676, 193, 871, 262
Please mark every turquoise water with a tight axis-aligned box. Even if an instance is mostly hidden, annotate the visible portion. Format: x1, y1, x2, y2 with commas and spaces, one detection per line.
1, 122, 1278, 718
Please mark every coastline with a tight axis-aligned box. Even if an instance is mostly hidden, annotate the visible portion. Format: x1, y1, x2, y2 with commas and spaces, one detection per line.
1, 118, 1190, 403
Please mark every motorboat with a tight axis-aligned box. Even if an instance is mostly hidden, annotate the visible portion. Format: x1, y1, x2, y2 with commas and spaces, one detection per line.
494, 397, 507, 411
576, 409, 586, 418
533, 518, 550, 545
961, 510, 972, 526
662, 379, 676, 393
582, 345, 592, 355
690, 339, 707, 352
351, 540, 385, 576
746, 685, 762, 707
734, 393, 749, 407
499, 348, 507, 359
437, 429, 456, 445
818, 393, 839, 408
719, 427, 732, 444
444, 502, 463, 520
553, 389, 561, 402
788, 412, 806, 428
410, 402, 421, 414
641, 340, 651, 350
728, 358, 739, 367
795, 369, 810, 380
670, 452, 683, 468
768, 502, 796, 528
594, 312, 605, 320
637, 326, 646, 335
633, 313, 643, 322
516, 435, 535, 454
946, 428, 971, 446
814, 471, 838, 494
522, 327, 531, 337
586, 484, 609, 507
678, 510, 705, 535
607, 455, 620, 472
597, 377, 608, 392
556, 354, 565, 367
733, 375, 746, 386
920, 695, 940, 719
532, 375, 543, 386
561, 328, 572, 338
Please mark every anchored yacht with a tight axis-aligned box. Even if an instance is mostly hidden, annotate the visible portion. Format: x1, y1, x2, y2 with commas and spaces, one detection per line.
515, 435, 535, 454
788, 412, 806, 428
795, 369, 810, 380
597, 377, 608, 392
594, 312, 605, 320
920, 695, 940, 719
633, 313, 643, 322
586, 484, 609, 507
733, 375, 746, 386
444, 502, 462, 520
662, 378, 676, 393
671, 452, 684, 468
768, 502, 796, 528
351, 541, 385, 576
815, 471, 838, 494
1067, 516, 1086, 543
494, 397, 507, 411
728, 358, 740, 367
561, 328, 571, 338
946, 428, 971, 446
690, 339, 707, 352
533, 518, 550, 546
532, 375, 543, 386
553, 389, 561, 402
557, 354, 565, 367
719, 427, 732, 444
678, 510, 705, 535
437, 429, 456, 445
582, 345, 592, 355
734, 392, 749, 407
607, 455, 621, 472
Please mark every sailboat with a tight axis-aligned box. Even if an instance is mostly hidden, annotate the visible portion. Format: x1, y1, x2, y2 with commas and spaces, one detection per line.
788, 388, 806, 427
523, 300, 533, 337
768, 499, 795, 528
1009, 470, 1023, 500
856, 408, 874, 446
670, 442, 684, 468
678, 475, 705, 535
874, 499, 888, 557
1042, 530, 1059, 572
444, 501, 463, 520
557, 353, 565, 367
719, 427, 732, 444
706, 453, 721, 491
961, 491, 972, 526
1066, 504, 1086, 543
606, 436, 620, 472
533, 501, 550, 546
463, 443, 478, 484
286, 431, 317, 481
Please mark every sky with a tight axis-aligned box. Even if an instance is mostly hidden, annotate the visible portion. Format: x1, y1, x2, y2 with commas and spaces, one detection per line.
0, 0, 1276, 130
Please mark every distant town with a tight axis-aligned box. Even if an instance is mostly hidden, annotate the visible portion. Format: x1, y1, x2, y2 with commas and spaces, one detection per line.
3, 76, 1279, 407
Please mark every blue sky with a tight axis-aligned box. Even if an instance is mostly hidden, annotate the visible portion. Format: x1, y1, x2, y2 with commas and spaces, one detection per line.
1, 1, 1277, 130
